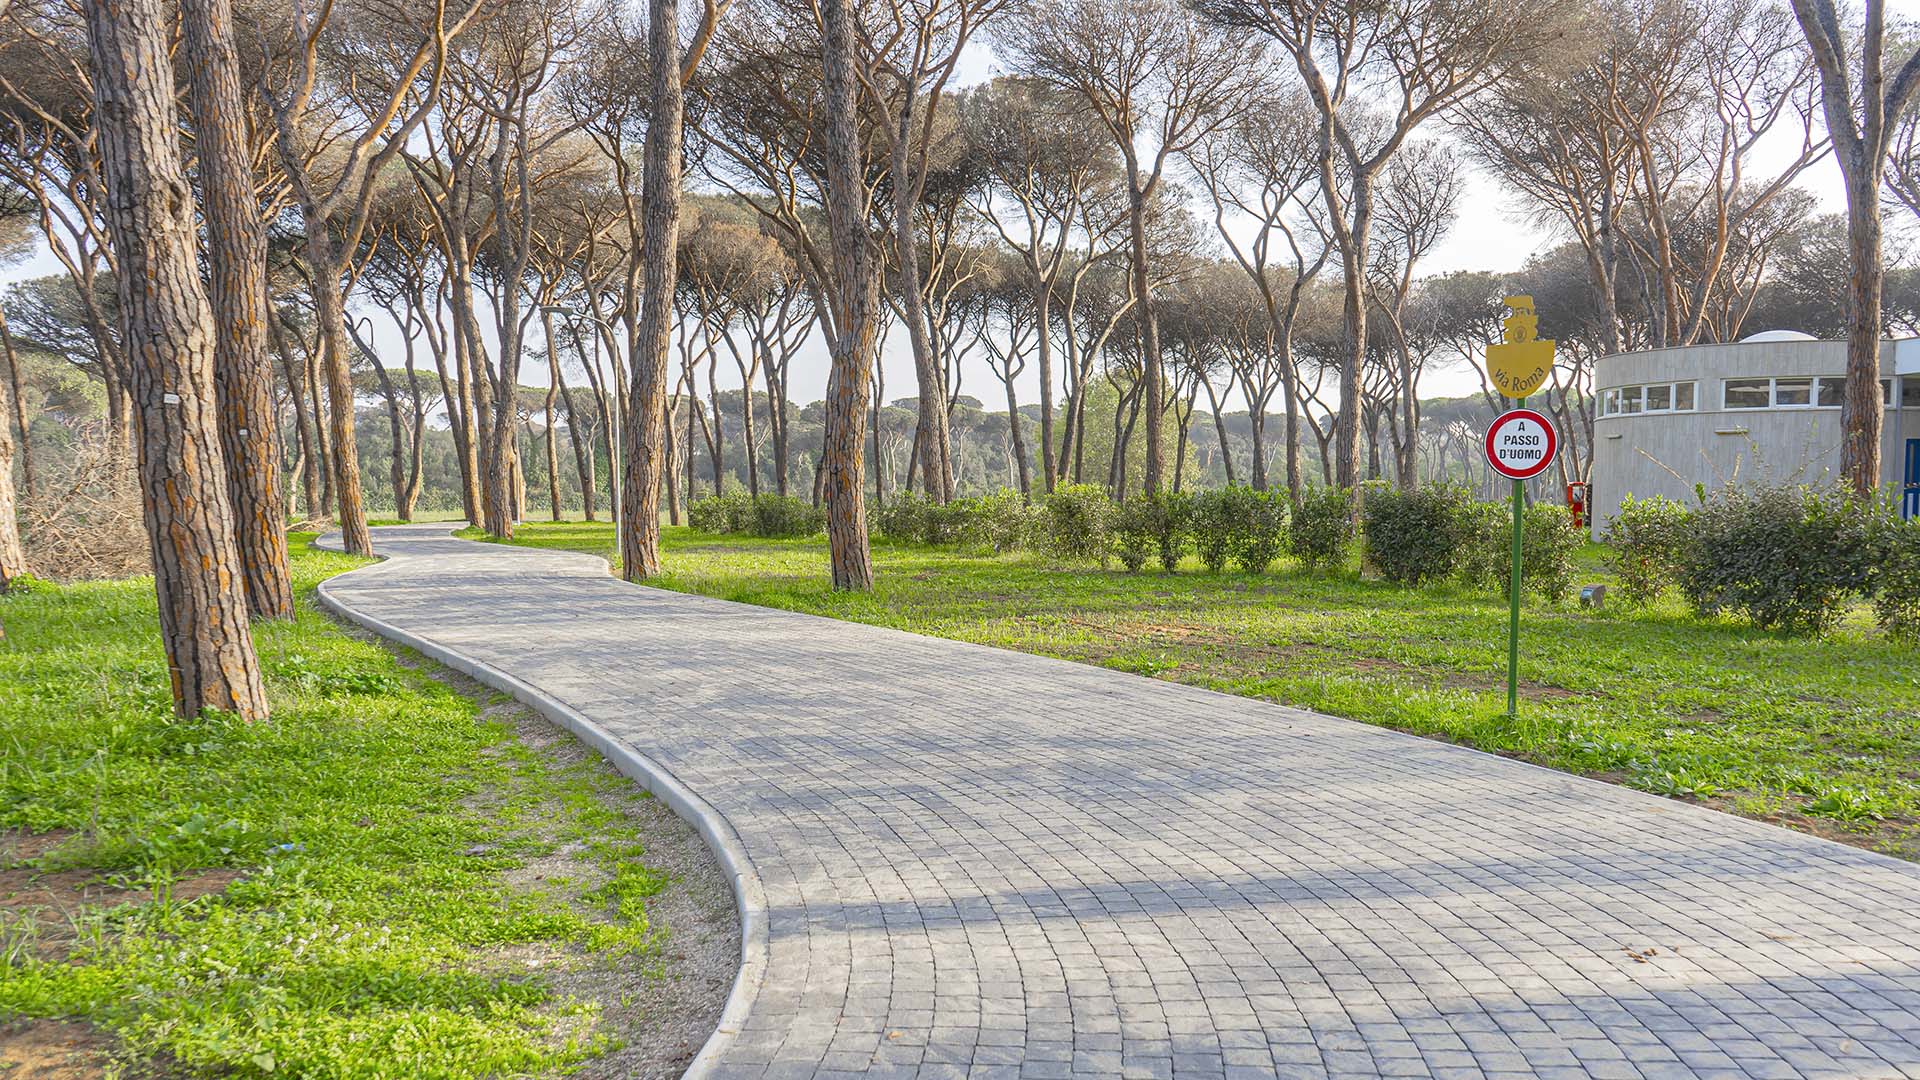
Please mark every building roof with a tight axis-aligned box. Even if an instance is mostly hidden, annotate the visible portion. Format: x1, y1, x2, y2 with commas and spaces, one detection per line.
1738, 329, 1819, 343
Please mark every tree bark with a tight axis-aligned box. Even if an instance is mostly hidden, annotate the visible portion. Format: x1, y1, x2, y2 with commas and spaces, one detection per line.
1124, 161, 1164, 494
401, 343, 425, 519
0, 308, 24, 591
1840, 166, 1885, 494
0, 308, 35, 500
820, 0, 879, 590
350, 319, 410, 520
1004, 371, 1031, 497
181, 0, 293, 617
303, 247, 373, 555
620, 0, 685, 580
87, 0, 268, 719
1034, 279, 1057, 493
892, 78, 954, 504
270, 314, 322, 519
1201, 374, 1237, 487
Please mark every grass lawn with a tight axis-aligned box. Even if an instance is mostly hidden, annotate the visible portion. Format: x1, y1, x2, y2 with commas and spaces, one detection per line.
0, 535, 730, 1078
477, 520, 1920, 862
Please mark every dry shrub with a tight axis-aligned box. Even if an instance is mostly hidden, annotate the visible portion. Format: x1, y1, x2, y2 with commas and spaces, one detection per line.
21, 429, 148, 581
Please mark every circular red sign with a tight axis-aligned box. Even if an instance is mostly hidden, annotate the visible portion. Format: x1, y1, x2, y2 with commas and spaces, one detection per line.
1484, 409, 1558, 480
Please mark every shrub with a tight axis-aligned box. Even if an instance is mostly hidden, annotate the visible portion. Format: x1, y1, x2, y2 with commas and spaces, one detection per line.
687, 490, 751, 534
922, 498, 977, 546
749, 494, 826, 538
1869, 511, 1920, 640
690, 491, 823, 537
1109, 496, 1158, 573
1188, 490, 1235, 572
1290, 486, 1354, 571
1678, 484, 1874, 635
1227, 487, 1288, 573
874, 492, 934, 543
1361, 484, 1470, 585
1521, 503, 1583, 602
1151, 491, 1192, 572
1604, 494, 1693, 604
972, 489, 1040, 553
1453, 499, 1510, 590
1042, 484, 1112, 563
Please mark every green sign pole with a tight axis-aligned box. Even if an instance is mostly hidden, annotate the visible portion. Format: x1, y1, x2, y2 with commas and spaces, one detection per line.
1506, 397, 1526, 719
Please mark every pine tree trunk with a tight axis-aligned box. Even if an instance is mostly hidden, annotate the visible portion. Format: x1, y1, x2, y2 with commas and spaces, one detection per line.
300, 237, 371, 555
1124, 163, 1163, 495
0, 308, 35, 500
0, 309, 24, 590
270, 316, 321, 519
561, 383, 596, 521
181, 0, 292, 617
401, 352, 425, 519
892, 81, 953, 504
1034, 280, 1056, 493
620, 0, 684, 580
1841, 168, 1885, 497
820, 0, 878, 590
1005, 373, 1030, 498
87, 0, 268, 719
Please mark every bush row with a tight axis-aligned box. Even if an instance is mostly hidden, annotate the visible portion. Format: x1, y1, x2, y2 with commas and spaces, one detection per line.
873, 483, 1595, 602
1606, 485, 1920, 637
686, 491, 826, 538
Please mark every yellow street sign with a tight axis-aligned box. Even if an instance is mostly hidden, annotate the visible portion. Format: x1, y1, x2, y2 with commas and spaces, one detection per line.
1486, 295, 1555, 400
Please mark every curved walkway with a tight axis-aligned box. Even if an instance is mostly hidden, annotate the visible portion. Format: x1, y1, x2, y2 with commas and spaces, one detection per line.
318, 525, 1920, 1080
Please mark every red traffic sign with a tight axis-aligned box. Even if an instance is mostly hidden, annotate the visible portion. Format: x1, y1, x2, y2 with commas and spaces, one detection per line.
1484, 409, 1558, 480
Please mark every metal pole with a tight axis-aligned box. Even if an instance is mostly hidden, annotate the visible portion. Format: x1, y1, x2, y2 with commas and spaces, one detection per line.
1506, 396, 1525, 719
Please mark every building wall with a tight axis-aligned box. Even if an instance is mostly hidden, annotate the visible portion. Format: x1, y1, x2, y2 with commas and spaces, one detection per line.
1590, 339, 1916, 535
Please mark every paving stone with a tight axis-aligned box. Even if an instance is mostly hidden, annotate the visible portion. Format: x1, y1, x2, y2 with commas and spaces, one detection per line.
323, 526, 1920, 1080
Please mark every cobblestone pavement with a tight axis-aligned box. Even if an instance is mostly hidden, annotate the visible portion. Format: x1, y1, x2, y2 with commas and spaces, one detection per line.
321, 525, 1920, 1080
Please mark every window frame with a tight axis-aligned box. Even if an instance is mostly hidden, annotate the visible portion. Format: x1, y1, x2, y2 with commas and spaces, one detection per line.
1723, 377, 1773, 410
1599, 380, 1698, 417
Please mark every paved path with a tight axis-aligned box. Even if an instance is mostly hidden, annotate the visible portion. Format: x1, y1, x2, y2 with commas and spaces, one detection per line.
318, 525, 1920, 1080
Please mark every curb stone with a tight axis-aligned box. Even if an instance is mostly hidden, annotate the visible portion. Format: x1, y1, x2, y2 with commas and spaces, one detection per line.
312, 526, 768, 1079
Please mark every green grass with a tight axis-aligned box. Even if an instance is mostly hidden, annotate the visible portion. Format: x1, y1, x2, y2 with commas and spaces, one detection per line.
477, 520, 1920, 861
0, 535, 678, 1077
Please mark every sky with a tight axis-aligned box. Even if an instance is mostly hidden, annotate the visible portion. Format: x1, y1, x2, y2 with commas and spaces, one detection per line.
10, 10, 1920, 416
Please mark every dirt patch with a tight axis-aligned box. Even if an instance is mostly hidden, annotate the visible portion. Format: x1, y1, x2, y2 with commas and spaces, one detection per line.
0, 867, 240, 916
0, 1019, 115, 1079
0, 830, 78, 868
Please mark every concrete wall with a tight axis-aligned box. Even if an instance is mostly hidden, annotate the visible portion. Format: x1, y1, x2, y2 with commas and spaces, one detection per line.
1590, 339, 1917, 535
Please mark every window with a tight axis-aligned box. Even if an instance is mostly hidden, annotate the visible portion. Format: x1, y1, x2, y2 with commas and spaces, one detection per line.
1774, 377, 1813, 406
1601, 381, 1698, 416
1817, 376, 1897, 406
1725, 378, 1771, 409
1906, 377, 1920, 409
